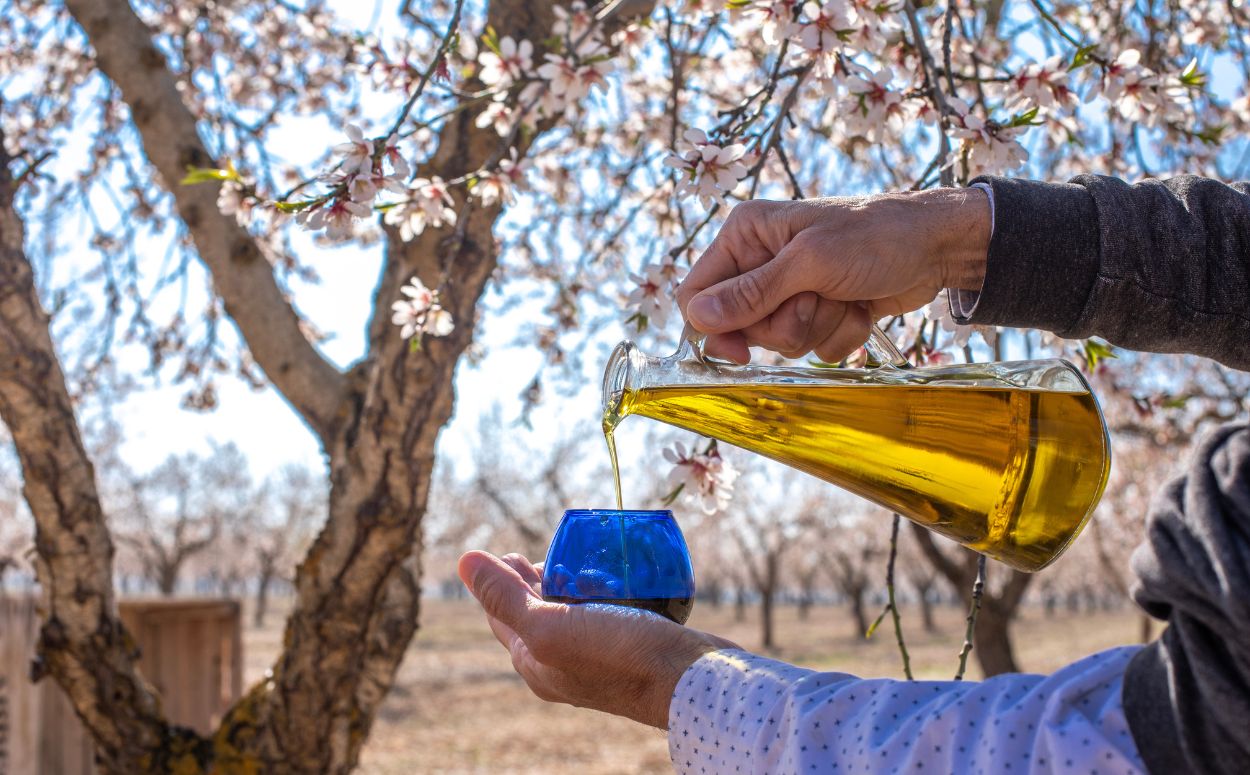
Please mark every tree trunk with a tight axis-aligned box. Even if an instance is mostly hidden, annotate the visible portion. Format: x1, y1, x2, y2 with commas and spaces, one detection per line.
918, 587, 936, 633
759, 553, 778, 651
158, 565, 177, 597
972, 602, 1019, 675
255, 568, 274, 629
734, 586, 747, 622
848, 586, 868, 640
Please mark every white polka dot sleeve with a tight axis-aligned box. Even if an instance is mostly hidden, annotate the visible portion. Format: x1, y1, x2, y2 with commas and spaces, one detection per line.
668, 646, 1145, 775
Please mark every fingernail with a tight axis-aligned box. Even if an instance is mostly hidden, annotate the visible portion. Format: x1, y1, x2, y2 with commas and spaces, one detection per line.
688, 295, 723, 328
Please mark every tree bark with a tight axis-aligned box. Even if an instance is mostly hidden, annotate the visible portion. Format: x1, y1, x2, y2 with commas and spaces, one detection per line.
0, 142, 191, 771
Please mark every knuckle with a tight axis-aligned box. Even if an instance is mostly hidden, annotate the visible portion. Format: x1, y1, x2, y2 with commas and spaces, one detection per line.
731, 271, 769, 314
474, 573, 509, 619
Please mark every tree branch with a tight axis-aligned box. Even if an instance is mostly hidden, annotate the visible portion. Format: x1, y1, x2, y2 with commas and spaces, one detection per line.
63, 0, 347, 444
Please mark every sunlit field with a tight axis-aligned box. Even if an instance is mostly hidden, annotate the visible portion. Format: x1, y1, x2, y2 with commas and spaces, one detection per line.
244, 597, 1156, 775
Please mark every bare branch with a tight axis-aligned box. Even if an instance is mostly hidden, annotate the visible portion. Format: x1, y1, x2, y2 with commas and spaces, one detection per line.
63, 0, 347, 443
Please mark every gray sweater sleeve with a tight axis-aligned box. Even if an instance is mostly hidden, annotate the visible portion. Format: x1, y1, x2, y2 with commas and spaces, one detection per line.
956, 174, 1250, 370
1121, 424, 1250, 775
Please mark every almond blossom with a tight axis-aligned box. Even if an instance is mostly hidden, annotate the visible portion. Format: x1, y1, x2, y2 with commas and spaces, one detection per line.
663, 441, 740, 515
298, 198, 372, 241
552, 1, 595, 42
664, 128, 749, 207
384, 177, 456, 242
840, 67, 908, 141
1010, 55, 1075, 112
925, 291, 997, 350
733, 1, 801, 46
478, 36, 533, 89
798, 1, 855, 79
472, 149, 530, 207
474, 100, 514, 136
625, 263, 674, 329
391, 276, 454, 340
216, 180, 252, 226
947, 98, 1030, 177
535, 40, 612, 113
332, 123, 373, 176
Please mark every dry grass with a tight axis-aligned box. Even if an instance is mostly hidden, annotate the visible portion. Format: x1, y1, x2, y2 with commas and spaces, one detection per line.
243, 598, 1153, 774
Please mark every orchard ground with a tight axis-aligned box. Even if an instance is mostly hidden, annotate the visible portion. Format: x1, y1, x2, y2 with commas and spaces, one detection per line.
243, 596, 1158, 774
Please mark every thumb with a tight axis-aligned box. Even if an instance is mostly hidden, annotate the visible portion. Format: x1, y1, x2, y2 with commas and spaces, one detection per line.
459, 550, 543, 632
686, 245, 805, 333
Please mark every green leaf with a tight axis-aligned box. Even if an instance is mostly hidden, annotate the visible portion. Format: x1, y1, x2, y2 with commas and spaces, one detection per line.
725, 0, 753, 7
660, 483, 684, 507
865, 605, 890, 639
1005, 106, 1042, 127
1161, 395, 1190, 409
1179, 58, 1206, 88
180, 162, 241, 186
1068, 44, 1099, 70
273, 199, 317, 213
481, 25, 501, 56
1194, 124, 1225, 145
1081, 338, 1117, 372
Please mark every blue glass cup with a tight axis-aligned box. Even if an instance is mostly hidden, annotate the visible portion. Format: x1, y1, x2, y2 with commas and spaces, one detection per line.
541, 509, 696, 624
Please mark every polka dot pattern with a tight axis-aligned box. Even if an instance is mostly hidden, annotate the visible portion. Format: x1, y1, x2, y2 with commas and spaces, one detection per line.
668, 646, 1144, 775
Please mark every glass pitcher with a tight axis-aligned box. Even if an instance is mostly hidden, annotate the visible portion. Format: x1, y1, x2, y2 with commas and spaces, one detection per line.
602, 325, 1111, 572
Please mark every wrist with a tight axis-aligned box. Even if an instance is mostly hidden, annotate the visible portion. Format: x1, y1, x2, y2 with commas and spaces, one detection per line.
639, 638, 725, 729
907, 187, 990, 291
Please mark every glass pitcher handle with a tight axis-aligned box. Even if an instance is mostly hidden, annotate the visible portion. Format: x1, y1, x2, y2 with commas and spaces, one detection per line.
867, 323, 912, 369
680, 320, 910, 368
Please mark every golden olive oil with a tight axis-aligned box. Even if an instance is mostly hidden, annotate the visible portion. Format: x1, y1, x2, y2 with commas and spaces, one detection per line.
603, 409, 625, 511
606, 382, 1109, 572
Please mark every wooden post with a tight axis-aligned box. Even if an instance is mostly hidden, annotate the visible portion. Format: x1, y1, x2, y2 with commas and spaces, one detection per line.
1, 596, 242, 773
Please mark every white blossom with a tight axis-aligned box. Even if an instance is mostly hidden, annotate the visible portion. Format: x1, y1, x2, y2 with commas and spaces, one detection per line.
840, 67, 908, 140
299, 198, 372, 241
472, 149, 530, 207
478, 36, 533, 88
391, 275, 454, 340
626, 263, 673, 328
384, 177, 456, 241
664, 441, 739, 515
664, 128, 749, 207
332, 124, 373, 176
925, 291, 997, 350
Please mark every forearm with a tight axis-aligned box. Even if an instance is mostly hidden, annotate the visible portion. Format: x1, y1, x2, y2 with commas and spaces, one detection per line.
668, 647, 1143, 775
955, 175, 1250, 369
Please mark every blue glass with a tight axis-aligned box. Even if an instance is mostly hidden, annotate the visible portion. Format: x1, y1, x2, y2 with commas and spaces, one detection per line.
541, 509, 696, 624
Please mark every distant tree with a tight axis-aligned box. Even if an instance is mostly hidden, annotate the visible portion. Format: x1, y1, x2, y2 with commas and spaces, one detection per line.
824, 516, 886, 641
247, 465, 323, 627
114, 443, 251, 596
